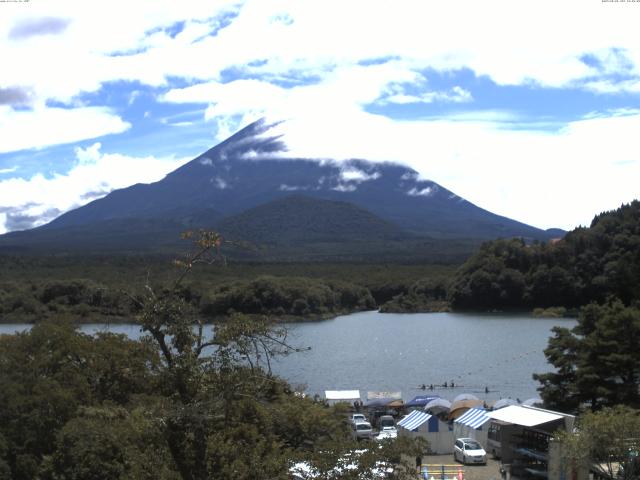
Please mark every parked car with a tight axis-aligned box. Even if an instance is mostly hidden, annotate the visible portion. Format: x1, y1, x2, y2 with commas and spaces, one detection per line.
453, 438, 487, 465
378, 415, 395, 429
350, 413, 367, 425
375, 426, 398, 441
352, 421, 373, 440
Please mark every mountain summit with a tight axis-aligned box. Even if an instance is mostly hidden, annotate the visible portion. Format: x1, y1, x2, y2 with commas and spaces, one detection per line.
0, 119, 560, 258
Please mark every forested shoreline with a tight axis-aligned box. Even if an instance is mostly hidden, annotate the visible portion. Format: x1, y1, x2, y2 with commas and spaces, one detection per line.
0, 258, 456, 324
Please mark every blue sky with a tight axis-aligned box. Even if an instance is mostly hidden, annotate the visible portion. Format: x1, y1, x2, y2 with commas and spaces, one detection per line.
1, 0, 639, 233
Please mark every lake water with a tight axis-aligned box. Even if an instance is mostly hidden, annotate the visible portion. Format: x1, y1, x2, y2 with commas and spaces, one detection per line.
0, 311, 575, 403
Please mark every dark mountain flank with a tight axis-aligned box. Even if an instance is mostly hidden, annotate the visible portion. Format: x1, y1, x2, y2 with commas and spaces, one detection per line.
0, 119, 562, 258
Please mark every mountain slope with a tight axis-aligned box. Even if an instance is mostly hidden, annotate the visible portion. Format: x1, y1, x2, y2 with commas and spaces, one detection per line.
0, 119, 562, 257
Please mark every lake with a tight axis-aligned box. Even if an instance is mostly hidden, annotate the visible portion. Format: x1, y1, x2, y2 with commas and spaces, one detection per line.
0, 311, 575, 403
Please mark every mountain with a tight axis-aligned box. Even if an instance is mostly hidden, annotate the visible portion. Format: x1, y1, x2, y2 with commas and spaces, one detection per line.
0, 119, 562, 258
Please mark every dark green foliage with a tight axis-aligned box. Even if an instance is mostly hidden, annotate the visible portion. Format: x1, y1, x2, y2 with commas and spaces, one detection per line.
201, 275, 375, 319
0, 303, 423, 479
217, 195, 407, 244
0, 258, 458, 322
0, 321, 159, 479
0, 278, 133, 323
449, 201, 640, 310
379, 277, 450, 313
534, 301, 640, 412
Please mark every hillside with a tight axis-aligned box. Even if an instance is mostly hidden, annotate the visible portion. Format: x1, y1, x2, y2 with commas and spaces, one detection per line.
448, 200, 640, 310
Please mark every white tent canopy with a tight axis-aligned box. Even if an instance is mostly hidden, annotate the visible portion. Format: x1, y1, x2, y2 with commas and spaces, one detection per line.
486, 405, 563, 427
324, 390, 360, 404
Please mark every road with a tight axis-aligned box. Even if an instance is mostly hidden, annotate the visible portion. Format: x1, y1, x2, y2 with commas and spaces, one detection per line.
417, 455, 502, 480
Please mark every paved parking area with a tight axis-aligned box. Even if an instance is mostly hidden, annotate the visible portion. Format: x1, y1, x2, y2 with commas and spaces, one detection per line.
418, 455, 502, 480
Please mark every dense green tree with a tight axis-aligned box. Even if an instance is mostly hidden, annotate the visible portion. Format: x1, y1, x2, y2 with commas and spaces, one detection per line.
535, 300, 640, 412
556, 406, 640, 480
449, 201, 640, 310
201, 275, 375, 319
45, 405, 176, 480
0, 320, 158, 478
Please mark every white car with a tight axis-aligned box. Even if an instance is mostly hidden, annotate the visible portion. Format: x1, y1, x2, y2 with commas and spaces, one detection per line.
453, 438, 487, 465
350, 414, 367, 425
375, 426, 397, 441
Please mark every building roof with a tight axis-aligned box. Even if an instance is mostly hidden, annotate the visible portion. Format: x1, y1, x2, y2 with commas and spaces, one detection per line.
486, 405, 565, 427
324, 390, 360, 401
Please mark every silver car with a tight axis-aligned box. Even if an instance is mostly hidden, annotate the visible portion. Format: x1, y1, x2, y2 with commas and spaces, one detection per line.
453, 438, 487, 465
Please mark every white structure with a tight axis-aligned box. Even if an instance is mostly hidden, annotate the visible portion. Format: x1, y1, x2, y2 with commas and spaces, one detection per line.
485, 405, 575, 479
324, 390, 360, 406
397, 410, 454, 454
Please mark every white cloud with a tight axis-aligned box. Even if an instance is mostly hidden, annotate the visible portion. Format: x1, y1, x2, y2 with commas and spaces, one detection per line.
1, 0, 640, 233
5, 0, 638, 111
0, 106, 130, 154
212, 177, 228, 189
381, 86, 473, 105
0, 143, 190, 234
407, 187, 434, 197
332, 184, 357, 193
582, 79, 640, 94
279, 184, 306, 191
339, 168, 380, 183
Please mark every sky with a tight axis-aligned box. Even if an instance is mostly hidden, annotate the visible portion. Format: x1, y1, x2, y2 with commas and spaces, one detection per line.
1, 0, 639, 234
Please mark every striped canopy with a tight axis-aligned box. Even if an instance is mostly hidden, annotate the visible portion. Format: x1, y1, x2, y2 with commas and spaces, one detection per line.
454, 408, 490, 429
397, 410, 432, 431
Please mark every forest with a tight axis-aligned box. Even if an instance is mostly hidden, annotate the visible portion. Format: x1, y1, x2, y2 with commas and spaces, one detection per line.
0, 256, 455, 324
448, 200, 640, 311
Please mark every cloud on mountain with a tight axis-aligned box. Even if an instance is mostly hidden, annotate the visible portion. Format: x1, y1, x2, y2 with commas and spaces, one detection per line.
0, 206, 62, 232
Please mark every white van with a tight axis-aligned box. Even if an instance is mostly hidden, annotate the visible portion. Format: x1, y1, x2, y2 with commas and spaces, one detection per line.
352, 421, 373, 440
